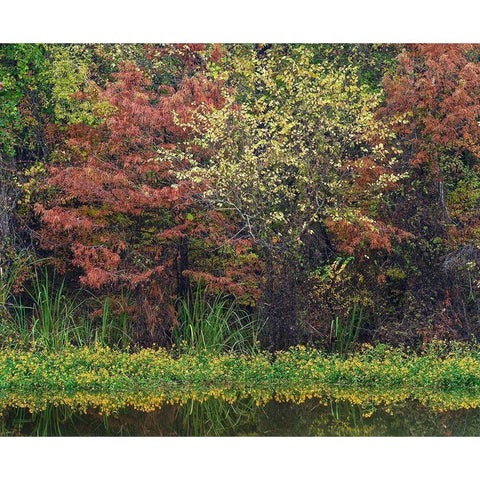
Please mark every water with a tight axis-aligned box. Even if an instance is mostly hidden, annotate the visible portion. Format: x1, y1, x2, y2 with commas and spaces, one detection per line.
2, 396, 480, 436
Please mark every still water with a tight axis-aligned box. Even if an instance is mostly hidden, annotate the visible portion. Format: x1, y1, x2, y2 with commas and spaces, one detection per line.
2, 395, 480, 436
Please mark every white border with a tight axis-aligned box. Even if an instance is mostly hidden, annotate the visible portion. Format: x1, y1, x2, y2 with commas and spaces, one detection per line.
1, 1, 479, 477
2, 0, 480, 43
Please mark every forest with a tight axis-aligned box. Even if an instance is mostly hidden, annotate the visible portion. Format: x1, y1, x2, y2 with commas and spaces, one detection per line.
1, 43, 480, 355
3, 41, 480, 440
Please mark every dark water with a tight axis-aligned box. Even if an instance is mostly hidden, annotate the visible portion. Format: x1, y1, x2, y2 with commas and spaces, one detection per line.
2, 397, 480, 436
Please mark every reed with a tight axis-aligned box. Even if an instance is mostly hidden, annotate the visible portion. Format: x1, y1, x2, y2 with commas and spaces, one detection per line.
28, 268, 80, 351
172, 287, 264, 354
329, 303, 363, 355
94, 294, 132, 348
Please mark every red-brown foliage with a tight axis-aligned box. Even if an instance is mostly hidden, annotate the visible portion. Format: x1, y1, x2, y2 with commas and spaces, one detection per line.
381, 44, 480, 243
34, 50, 250, 343
373, 44, 480, 341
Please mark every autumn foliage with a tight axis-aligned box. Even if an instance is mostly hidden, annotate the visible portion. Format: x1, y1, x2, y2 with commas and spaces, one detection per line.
2, 43, 480, 349
34, 48, 232, 342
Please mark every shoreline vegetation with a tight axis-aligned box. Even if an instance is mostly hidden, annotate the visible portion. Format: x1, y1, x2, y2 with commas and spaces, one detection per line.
2, 342, 480, 414
2, 44, 480, 353
2, 44, 480, 434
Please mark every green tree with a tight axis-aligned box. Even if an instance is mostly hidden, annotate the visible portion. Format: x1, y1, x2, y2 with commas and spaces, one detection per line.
175, 45, 405, 348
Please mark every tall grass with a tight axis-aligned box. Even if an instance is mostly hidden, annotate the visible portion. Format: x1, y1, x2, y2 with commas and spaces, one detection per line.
28, 269, 80, 350
93, 294, 131, 348
4, 262, 257, 353
0, 252, 32, 320
68, 292, 131, 349
172, 288, 264, 354
1, 262, 132, 350
0, 252, 36, 343
329, 303, 363, 356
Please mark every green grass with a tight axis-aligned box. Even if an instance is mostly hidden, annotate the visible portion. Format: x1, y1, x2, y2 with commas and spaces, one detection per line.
329, 303, 364, 355
3, 266, 255, 353
28, 269, 80, 350
0, 252, 34, 339
172, 287, 264, 354
1, 267, 132, 350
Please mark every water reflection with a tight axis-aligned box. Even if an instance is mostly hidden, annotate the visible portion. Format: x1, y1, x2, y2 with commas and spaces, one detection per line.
2, 393, 480, 436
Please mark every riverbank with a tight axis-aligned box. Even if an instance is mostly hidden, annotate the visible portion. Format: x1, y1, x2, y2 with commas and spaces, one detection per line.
1, 342, 480, 414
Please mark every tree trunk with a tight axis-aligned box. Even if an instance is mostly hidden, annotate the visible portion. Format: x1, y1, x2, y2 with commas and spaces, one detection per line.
263, 250, 299, 351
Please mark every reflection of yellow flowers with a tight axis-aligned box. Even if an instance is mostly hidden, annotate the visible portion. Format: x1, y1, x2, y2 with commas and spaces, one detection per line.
0, 343, 480, 415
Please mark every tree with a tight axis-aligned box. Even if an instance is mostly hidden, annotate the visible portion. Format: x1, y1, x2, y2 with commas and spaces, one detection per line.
34, 46, 228, 344
0, 44, 52, 279
178, 45, 406, 348
378, 44, 480, 341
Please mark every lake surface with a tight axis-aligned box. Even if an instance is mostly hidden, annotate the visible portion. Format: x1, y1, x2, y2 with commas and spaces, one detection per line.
2, 395, 480, 436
